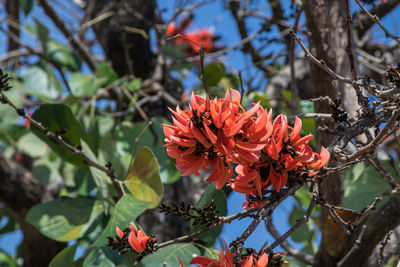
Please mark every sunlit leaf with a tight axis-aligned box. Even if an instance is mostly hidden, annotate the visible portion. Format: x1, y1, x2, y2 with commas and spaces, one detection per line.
69, 73, 95, 97
141, 243, 200, 267
49, 244, 77, 267
30, 104, 93, 168
26, 197, 103, 242
125, 147, 164, 209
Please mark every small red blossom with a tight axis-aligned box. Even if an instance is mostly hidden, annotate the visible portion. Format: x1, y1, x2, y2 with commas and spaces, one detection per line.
115, 224, 155, 254
166, 17, 217, 55
189, 243, 286, 267
190, 240, 234, 267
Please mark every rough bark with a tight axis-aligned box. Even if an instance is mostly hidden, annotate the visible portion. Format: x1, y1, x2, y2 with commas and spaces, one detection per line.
5, 0, 19, 69
0, 155, 65, 267
85, 0, 156, 78
303, 1, 346, 265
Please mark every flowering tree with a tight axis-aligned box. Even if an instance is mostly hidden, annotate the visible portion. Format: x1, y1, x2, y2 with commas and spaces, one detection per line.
0, 0, 400, 266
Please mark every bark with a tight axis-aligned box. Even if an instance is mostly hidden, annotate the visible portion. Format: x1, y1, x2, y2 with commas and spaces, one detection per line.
302, 1, 346, 265
5, 0, 19, 68
0, 155, 65, 267
85, 0, 156, 78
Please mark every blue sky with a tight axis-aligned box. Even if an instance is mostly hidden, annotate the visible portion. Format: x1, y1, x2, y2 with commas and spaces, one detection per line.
1, 0, 400, 263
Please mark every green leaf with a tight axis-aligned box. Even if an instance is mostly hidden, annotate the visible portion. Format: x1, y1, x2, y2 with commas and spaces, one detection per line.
93, 194, 151, 247
0, 123, 28, 145
19, 0, 34, 15
248, 92, 273, 109
21, 66, 63, 101
343, 163, 391, 210
0, 251, 17, 267
35, 19, 49, 46
69, 73, 95, 97
125, 147, 164, 209
127, 78, 141, 91
46, 40, 82, 71
141, 243, 200, 267
95, 63, 118, 88
202, 62, 226, 87
81, 140, 112, 212
190, 185, 227, 246
16, 132, 47, 157
83, 247, 124, 267
114, 118, 180, 184
288, 205, 313, 242
30, 104, 92, 168
49, 244, 77, 267
26, 197, 103, 242
32, 151, 62, 184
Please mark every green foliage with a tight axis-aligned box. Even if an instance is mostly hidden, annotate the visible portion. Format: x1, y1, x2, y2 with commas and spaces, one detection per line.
26, 197, 103, 242
343, 162, 391, 210
21, 66, 63, 101
190, 185, 227, 247
141, 243, 200, 267
49, 244, 77, 267
93, 194, 151, 247
19, 0, 34, 15
0, 251, 17, 267
81, 141, 113, 212
16, 132, 47, 157
202, 62, 226, 87
125, 147, 164, 209
94, 63, 118, 88
113, 117, 180, 184
30, 104, 93, 168
35, 19, 81, 71
69, 73, 95, 97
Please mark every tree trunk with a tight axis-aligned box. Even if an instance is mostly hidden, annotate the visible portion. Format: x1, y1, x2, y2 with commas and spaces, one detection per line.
0, 155, 65, 267
303, 0, 347, 265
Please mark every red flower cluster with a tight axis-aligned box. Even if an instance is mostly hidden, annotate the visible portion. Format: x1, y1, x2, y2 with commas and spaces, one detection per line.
166, 20, 215, 55
164, 89, 329, 207
189, 241, 286, 267
116, 225, 155, 253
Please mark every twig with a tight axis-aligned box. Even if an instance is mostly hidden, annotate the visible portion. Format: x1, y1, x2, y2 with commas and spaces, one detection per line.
230, 183, 303, 264
338, 224, 367, 266
354, 0, 400, 45
0, 80, 122, 198
238, 71, 245, 105
37, 0, 97, 71
198, 45, 209, 96
154, 191, 288, 250
287, 113, 333, 120
378, 231, 392, 266
355, 197, 382, 226
270, 183, 318, 249
266, 217, 315, 265
327, 206, 352, 234
345, 110, 400, 161
345, 0, 364, 106
367, 157, 400, 190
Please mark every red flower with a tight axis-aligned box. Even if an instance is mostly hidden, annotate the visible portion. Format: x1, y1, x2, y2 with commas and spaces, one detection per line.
116, 226, 124, 238
164, 89, 331, 204
128, 225, 151, 253
115, 224, 154, 254
190, 240, 235, 267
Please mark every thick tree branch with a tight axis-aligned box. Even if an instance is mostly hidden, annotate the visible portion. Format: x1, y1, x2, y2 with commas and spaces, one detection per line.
338, 193, 400, 266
